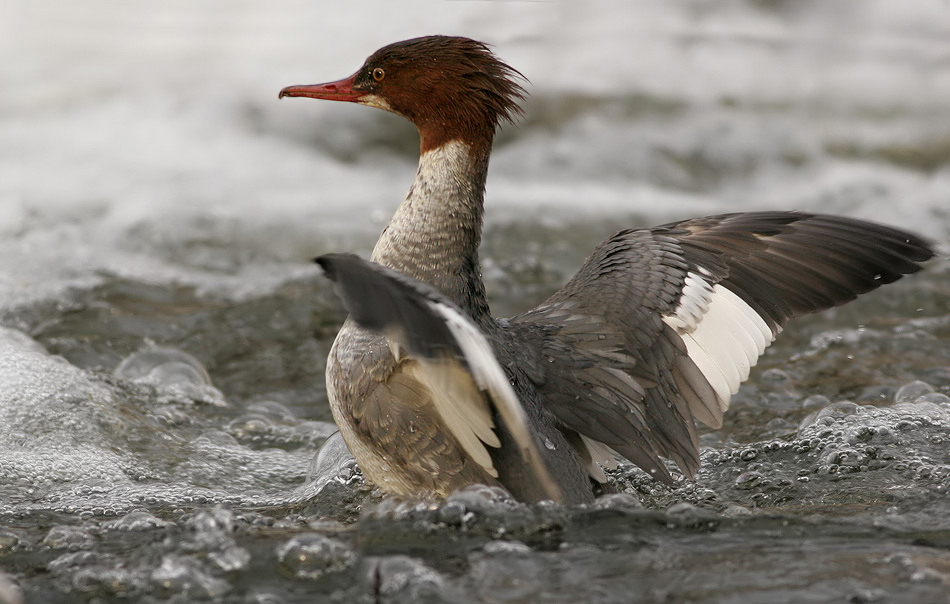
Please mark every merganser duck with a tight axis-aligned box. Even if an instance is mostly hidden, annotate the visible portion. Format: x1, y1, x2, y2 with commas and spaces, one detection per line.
280, 36, 935, 504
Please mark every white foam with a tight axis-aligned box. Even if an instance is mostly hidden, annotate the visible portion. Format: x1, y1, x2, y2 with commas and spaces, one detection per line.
1, 0, 946, 315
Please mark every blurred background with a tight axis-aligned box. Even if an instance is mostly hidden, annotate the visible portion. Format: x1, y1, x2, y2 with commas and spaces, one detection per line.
2, 0, 948, 313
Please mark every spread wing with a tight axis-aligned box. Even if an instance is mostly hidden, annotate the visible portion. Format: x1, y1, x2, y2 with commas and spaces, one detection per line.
316, 253, 563, 502
513, 212, 935, 484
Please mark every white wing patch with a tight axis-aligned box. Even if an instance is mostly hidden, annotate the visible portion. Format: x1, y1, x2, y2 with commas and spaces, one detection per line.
398, 300, 563, 502
662, 270, 776, 421
663, 269, 716, 333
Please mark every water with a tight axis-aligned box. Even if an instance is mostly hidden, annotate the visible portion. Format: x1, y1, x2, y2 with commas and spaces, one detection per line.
2, 1, 950, 602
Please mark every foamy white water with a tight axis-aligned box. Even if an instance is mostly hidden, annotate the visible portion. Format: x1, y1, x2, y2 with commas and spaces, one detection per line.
1, 0, 948, 312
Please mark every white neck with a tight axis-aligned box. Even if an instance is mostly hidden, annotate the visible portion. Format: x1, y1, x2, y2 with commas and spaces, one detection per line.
371, 140, 492, 320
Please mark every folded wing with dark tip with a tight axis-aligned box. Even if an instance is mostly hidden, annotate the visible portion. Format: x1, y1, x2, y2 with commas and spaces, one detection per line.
514, 212, 935, 484
315, 253, 563, 502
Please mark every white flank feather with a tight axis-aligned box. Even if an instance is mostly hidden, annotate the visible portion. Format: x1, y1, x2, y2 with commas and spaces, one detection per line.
425, 302, 563, 502
406, 360, 500, 476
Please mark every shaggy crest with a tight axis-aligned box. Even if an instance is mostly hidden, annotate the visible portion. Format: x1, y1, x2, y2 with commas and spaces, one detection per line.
354, 36, 527, 151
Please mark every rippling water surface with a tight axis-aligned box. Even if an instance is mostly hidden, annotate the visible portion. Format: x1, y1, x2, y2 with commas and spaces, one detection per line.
2, 2, 950, 602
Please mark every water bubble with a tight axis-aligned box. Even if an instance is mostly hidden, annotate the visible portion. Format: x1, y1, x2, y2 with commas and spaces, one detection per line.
292, 421, 339, 440
192, 430, 239, 447
227, 414, 274, 438
208, 545, 251, 573
483, 540, 532, 555
71, 565, 143, 597
362, 555, 451, 601
150, 363, 210, 389
150, 404, 193, 425
590, 493, 643, 512
894, 380, 935, 403
275, 533, 355, 580
306, 432, 356, 487
150, 554, 231, 599
817, 401, 861, 419
734, 471, 765, 490
0, 528, 27, 554
857, 385, 895, 403
436, 500, 468, 527
666, 501, 717, 524
914, 392, 950, 405
182, 507, 236, 552
42, 525, 95, 551
102, 511, 172, 532
47, 551, 105, 575
245, 400, 296, 420
114, 346, 225, 406
442, 484, 520, 518
366, 498, 439, 523
47, 550, 142, 597
115, 347, 211, 384
760, 368, 790, 384
740, 448, 759, 461
722, 505, 752, 517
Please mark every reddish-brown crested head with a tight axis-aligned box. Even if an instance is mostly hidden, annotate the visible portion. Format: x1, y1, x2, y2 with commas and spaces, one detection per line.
280, 36, 526, 154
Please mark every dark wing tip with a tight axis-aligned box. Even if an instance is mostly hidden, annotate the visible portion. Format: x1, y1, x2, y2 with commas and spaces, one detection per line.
315, 252, 360, 291
313, 253, 334, 274
663, 212, 937, 331
315, 253, 468, 361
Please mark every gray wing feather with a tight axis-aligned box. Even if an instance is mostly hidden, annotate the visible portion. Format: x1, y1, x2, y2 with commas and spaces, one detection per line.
514, 212, 934, 483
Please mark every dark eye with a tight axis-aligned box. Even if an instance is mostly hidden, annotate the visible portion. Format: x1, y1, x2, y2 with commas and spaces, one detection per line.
372, 67, 385, 81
